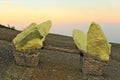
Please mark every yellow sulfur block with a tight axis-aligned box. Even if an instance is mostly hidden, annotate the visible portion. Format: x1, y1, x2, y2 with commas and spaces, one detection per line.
87, 22, 111, 61
72, 29, 87, 52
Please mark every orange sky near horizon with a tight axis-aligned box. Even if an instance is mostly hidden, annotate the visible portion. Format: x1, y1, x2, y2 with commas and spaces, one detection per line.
0, 0, 120, 43
0, 0, 120, 27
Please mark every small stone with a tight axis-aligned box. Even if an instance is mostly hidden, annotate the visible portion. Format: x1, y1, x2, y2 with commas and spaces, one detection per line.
67, 75, 72, 78
52, 69, 56, 72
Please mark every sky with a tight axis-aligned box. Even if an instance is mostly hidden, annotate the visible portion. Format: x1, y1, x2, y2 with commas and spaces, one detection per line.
0, 0, 120, 43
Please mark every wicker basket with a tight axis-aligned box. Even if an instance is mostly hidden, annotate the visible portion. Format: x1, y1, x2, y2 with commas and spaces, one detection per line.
14, 49, 40, 67
81, 52, 109, 76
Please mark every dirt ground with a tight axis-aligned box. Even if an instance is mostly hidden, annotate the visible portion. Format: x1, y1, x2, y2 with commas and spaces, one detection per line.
0, 26, 120, 80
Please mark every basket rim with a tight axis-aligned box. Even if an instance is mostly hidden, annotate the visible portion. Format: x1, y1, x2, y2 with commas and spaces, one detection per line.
80, 50, 109, 62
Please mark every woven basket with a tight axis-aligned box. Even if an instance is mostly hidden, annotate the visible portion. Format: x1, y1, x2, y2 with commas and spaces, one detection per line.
14, 49, 40, 67
82, 52, 109, 76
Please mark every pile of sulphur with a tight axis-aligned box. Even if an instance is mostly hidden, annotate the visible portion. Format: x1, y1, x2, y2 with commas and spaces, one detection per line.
72, 22, 111, 61
13, 20, 51, 51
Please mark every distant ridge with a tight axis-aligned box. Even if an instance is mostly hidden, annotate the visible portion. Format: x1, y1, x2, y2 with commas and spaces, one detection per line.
0, 24, 20, 42
0, 24, 16, 30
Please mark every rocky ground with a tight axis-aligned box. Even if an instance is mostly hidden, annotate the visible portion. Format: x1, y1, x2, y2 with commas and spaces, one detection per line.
0, 26, 120, 80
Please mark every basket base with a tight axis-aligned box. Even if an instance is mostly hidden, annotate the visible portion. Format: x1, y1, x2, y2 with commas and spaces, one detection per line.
81, 53, 108, 76
14, 50, 40, 67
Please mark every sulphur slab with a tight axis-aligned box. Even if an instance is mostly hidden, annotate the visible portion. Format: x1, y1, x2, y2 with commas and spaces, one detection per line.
36, 20, 51, 42
72, 29, 87, 52
13, 23, 37, 45
87, 22, 111, 61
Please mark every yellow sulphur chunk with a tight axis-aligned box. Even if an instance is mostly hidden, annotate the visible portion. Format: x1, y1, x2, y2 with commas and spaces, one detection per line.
87, 22, 111, 61
13, 23, 37, 45
72, 29, 87, 52
14, 29, 43, 50
22, 38, 43, 50
36, 20, 52, 42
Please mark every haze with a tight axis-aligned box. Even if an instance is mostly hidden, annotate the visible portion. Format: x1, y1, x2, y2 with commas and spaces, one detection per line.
0, 0, 120, 43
